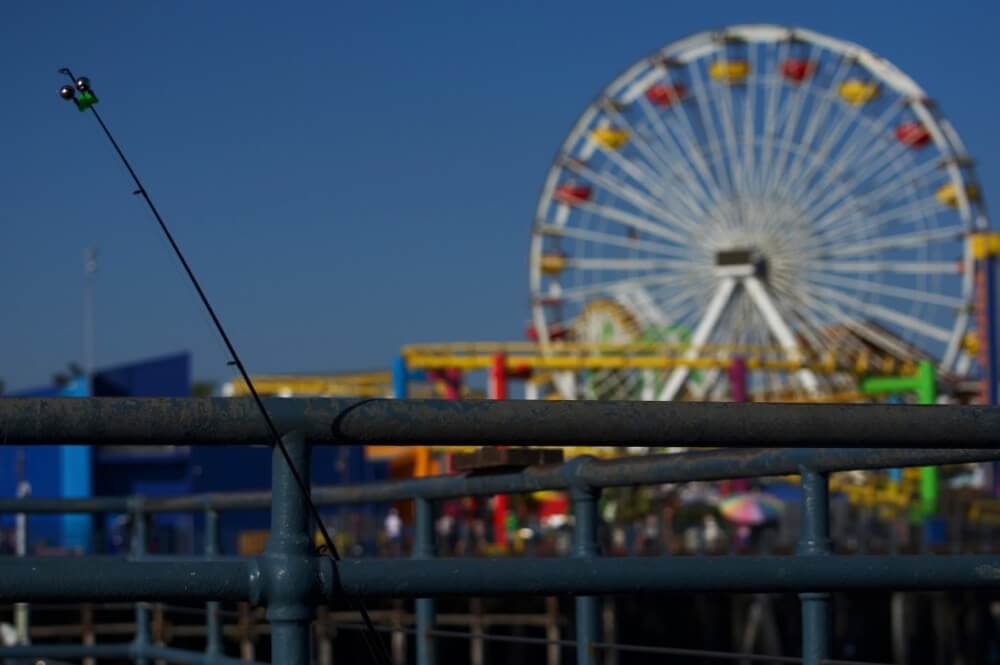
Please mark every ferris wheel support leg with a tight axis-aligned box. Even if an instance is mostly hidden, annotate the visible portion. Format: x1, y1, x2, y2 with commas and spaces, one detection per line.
743, 277, 819, 394
657, 278, 737, 401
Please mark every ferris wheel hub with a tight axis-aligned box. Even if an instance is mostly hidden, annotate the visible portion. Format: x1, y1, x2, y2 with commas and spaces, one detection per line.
714, 248, 768, 280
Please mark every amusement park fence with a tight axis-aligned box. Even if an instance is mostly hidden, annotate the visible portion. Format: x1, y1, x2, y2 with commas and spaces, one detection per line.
0, 397, 999, 665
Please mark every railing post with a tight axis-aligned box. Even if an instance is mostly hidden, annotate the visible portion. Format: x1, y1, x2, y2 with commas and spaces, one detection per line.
414, 496, 437, 665
798, 468, 832, 665
205, 506, 223, 659
571, 479, 602, 665
130, 498, 150, 665
264, 432, 313, 665
15, 478, 30, 647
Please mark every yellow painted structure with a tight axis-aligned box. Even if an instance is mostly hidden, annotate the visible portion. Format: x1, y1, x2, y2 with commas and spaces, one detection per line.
224, 371, 392, 398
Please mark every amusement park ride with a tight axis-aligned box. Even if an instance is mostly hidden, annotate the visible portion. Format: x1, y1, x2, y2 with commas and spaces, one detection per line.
226, 25, 1000, 514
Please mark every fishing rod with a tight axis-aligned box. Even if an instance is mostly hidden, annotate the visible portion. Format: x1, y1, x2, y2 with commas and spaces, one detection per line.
57, 69, 391, 665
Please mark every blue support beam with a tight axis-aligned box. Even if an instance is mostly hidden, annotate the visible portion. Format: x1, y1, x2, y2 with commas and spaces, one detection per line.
132, 499, 150, 665
414, 497, 437, 665
261, 432, 314, 665
205, 507, 223, 658
797, 468, 832, 665
571, 480, 602, 665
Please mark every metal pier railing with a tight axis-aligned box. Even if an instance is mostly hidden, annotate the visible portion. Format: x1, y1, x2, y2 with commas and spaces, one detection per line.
0, 397, 998, 665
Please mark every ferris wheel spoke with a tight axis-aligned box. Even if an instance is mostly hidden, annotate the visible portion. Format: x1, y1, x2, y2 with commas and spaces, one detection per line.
801, 282, 953, 343
626, 115, 721, 218
566, 162, 701, 239
594, 142, 710, 221
814, 259, 959, 274
792, 100, 903, 212
687, 59, 738, 198
612, 88, 709, 190
787, 299, 854, 357
558, 271, 690, 302
710, 50, 748, 196
806, 224, 963, 259
804, 152, 940, 232
758, 40, 792, 192
800, 134, 916, 224
803, 154, 920, 233
742, 41, 759, 194
758, 75, 800, 194
805, 270, 964, 309
565, 257, 698, 272
536, 224, 694, 259
603, 121, 721, 222
780, 92, 889, 203
764, 41, 823, 196
793, 287, 923, 360
571, 200, 692, 246
651, 69, 737, 213
648, 298, 702, 337
815, 193, 941, 242
810, 195, 940, 254
644, 282, 707, 325
775, 57, 854, 196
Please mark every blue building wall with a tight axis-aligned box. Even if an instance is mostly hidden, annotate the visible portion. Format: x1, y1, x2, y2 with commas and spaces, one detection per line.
5, 352, 389, 554
4, 377, 91, 550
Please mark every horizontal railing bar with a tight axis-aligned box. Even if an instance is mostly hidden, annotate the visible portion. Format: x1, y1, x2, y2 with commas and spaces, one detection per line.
0, 496, 131, 513
0, 558, 253, 602
0, 642, 265, 665
1, 446, 998, 514
333, 620, 890, 665
330, 556, 1000, 597
143, 645, 260, 665
2, 554, 998, 602
1, 397, 998, 447
0, 643, 134, 658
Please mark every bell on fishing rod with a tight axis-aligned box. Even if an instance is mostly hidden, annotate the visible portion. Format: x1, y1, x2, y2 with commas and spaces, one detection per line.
59, 74, 98, 112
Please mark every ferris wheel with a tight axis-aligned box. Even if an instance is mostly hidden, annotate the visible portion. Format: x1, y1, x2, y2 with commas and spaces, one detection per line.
529, 24, 989, 402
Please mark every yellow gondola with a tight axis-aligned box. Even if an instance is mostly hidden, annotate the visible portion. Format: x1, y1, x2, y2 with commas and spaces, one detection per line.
590, 127, 631, 150
838, 79, 879, 105
936, 182, 980, 207
709, 60, 749, 83
540, 252, 568, 275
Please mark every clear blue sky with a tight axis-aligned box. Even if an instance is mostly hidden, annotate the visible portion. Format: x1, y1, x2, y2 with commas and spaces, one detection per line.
1, 0, 997, 391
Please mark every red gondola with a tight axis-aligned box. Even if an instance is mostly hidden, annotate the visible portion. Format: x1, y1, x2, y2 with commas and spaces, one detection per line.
781, 58, 815, 83
646, 83, 687, 107
895, 121, 931, 148
554, 183, 592, 205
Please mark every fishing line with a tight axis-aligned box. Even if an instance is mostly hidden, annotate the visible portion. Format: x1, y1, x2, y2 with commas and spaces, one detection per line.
57, 68, 391, 665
